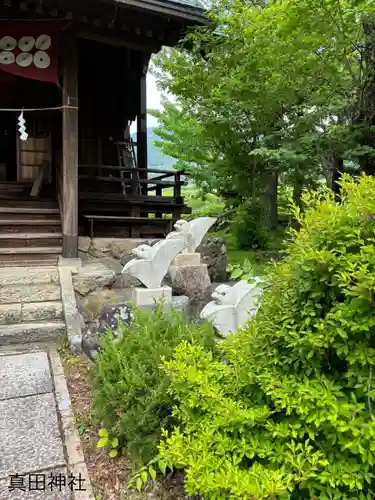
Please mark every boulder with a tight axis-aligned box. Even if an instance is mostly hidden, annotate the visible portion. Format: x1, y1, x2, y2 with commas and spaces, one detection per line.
168, 264, 211, 317
95, 257, 123, 275
89, 238, 145, 260
81, 301, 133, 360
78, 289, 129, 322
72, 261, 116, 296
198, 237, 228, 282
112, 273, 142, 289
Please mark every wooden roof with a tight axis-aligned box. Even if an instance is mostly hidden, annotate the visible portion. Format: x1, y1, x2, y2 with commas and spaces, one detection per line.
110, 0, 207, 22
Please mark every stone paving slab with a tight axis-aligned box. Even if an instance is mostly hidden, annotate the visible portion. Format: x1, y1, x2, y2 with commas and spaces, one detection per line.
0, 342, 94, 499
0, 467, 71, 500
0, 393, 66, 480
0, 352, 52, 400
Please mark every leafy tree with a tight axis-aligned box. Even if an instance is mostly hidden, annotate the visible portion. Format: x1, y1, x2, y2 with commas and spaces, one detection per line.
152, 0, 375, 224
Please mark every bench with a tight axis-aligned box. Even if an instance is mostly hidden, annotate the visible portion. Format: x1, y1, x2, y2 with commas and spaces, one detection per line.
83, 215, 174, 238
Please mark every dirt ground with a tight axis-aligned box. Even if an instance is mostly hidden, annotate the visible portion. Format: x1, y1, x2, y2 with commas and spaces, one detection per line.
60, 345, 191, 500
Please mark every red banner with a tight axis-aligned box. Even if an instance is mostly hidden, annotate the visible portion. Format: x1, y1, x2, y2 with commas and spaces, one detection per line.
0, 22, 59, 85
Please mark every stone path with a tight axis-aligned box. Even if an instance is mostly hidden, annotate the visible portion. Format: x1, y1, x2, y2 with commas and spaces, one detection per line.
0, 343, 94, 500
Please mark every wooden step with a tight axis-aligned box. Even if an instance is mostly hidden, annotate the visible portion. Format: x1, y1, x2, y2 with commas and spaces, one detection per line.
0, 217, 60, 225
0, 237, 62, 249
0, 226, 61, 234
0, 246, 62, 255
0, 256, 59, 266
0, 199, 57, 207
0, 233, 62, 239
0, 206, 59, 214
0, 184, 29, 192
0, 182, 31, 187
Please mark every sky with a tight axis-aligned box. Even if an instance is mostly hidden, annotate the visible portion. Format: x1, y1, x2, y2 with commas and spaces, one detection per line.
129, 72, 163, 134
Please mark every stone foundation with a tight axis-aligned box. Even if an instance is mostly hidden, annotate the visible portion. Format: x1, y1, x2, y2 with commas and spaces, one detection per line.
78, 237, 159, 263
74, 236, 227, 333
78, 236, 228, 282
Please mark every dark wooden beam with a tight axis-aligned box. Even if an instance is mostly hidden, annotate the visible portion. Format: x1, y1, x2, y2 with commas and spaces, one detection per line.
77, 30, 160, 53
62, 32, 78, 258
137, 53, 149, 175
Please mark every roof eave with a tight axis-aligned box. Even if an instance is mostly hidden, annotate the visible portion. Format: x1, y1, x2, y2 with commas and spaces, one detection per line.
111, 0, 208, 23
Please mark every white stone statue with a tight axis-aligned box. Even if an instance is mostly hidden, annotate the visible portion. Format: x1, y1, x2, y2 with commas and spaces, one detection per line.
200, 279, 263, 336
166, 217, 217, 253
122, 239, 186, 289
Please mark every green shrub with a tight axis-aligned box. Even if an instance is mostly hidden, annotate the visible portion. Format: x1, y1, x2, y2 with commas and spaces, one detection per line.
159, 174, 375, 499
232, 200, 270, 250
91, 305, 217, 468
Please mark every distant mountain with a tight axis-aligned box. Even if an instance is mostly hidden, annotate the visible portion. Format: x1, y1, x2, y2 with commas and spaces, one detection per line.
132, 127, 176, 170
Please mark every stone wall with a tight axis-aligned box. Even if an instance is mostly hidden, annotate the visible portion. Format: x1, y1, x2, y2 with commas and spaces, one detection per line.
78, 236, 228, 283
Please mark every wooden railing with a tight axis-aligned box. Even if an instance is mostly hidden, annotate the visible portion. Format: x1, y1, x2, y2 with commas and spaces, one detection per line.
78, 165, 187, 199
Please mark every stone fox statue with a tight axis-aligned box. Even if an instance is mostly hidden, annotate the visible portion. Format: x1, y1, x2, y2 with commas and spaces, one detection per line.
166, 217, 217, 253
121, 238, 186, 288
200, 279, 263, 336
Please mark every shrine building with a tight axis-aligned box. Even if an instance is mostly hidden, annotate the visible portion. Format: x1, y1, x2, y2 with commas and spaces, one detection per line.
0, 0, 206, 264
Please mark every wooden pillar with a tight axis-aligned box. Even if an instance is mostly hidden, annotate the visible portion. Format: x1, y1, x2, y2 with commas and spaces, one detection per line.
62, 34, 79, 258
137, 54, 148, 173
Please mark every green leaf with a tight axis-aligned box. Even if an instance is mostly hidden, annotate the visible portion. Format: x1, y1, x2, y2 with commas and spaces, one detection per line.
136, 477, 142, 492
231, 268, 243, 279
141, 470, 148, 485
98, 428, 109, 438
108, 449, 118, 458
243, 258, 252, 271
149, 465, 156, 481
158, 459, 167, 475
242, 274, 254, 281
77, 423, 86, 436
97, 438, 108, 448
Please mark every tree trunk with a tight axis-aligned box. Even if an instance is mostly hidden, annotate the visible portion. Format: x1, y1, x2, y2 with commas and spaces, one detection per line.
331, 155, 344, 200
292, 171, 304, 210
324, 154, 343, 200
265, 170, 278, 229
